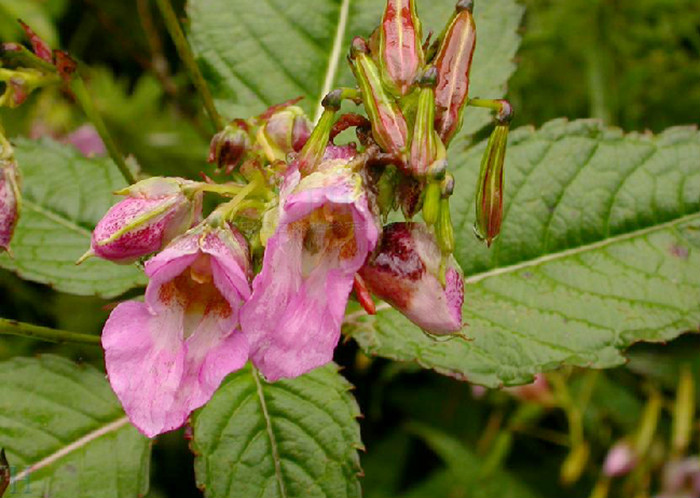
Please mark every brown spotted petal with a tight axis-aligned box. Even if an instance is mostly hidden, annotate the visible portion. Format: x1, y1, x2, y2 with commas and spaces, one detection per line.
359, 222, 463, 334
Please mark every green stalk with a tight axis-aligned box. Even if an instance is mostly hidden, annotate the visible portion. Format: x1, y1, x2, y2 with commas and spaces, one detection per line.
0, 318, 101, 345
71, 76, 137, 185
154, 0, 224, 131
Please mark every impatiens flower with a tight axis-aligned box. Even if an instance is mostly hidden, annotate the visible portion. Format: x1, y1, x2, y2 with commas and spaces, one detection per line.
102, 223, 251, 437
63, 124, 106, 157
0, 141, 20, 253
359, 222, 464, 334
87, 177, 202, 264
240, 147, 379, 381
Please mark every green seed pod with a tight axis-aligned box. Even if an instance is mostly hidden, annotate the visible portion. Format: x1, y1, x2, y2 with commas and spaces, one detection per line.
297, 105, 337, 175
377, 165, 399, 221
474, 123, 508, 246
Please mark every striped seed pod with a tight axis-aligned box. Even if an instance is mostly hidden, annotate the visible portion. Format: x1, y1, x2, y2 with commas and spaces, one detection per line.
378, 0, 424, 95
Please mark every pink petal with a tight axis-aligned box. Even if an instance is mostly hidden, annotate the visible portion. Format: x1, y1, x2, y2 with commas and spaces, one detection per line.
241, 167, 378, 381
103, 299, 248, 438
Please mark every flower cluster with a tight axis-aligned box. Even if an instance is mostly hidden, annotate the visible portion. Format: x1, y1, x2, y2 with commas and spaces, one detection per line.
76, 0, 512, 438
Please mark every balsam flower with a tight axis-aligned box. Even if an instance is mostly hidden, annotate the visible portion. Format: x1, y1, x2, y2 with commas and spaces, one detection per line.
240, 147, 379, 381
102, 223, 251, 437
87, 177, 202, 264
359, 222, 464, 333
0, 135, 20, 253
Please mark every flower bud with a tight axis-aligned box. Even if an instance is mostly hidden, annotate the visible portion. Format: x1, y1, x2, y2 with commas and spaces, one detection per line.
433, 2, 477, 145
359, 222, 464, 334
474, 124, 508, 246
349, 37, 409, 158
257, 105, 311, 162
378, 0, 424, 95
208, 121, 250, 173
603, 441, 637, 477
0, 156, 21, 253
86, 177, 202, 264
408, 69, 447, 178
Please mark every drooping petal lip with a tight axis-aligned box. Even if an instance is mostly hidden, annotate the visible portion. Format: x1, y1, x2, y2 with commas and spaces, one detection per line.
241, 164, 380, 382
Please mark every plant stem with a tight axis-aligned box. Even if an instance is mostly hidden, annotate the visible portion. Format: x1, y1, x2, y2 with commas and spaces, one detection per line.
154, 0, 224, 131
71, 76, 137, 185
0, 318, 101, 345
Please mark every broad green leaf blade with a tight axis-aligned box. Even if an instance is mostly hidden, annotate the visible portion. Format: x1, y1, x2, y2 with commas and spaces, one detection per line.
0, 355, 151, 497
188, 0, 522, 134
347, 120, 700, 387
192, 364, 362, 498
0, 138, 147, 297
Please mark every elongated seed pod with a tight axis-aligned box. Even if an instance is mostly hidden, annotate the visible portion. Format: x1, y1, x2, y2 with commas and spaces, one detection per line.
378, 0, 424, 95
433, 2, 476, 145
474, 123, 508, 246
349, 37, 409, 158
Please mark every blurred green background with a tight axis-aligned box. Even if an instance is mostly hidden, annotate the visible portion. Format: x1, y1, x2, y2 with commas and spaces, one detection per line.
1, 0, 699, 496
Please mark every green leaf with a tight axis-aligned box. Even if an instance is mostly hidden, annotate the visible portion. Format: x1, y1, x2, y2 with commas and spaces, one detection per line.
0, 138, 147, 298
192, 363, 362, 498
188, 0, 522, 134
0, 355, 151, 497
348, 120, 700, 387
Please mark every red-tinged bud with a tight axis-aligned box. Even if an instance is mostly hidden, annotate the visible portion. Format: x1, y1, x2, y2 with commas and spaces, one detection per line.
0, 449, 9, 497
398, 175, 423, 219
408, 68, 447, 177
85, 177, 203, 264
433, 4, 476, 145
474, 124, 508, 246
257, 105, 311, 162
53, 50, 77, 82
18, 20, 53, 63
349, 37, 409, 158
0, 153, 21, 253
379, 0, 424, 95
208, 121, 250, 173
353, 273, 376, 314
359, 222, 464, 334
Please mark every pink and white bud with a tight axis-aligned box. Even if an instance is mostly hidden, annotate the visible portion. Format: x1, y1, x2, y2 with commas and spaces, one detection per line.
0, 160, 21, 252
359, 222, 464, 334
89, 177, 202, 264
257, 105, 311, 162
603, 440, 637, 477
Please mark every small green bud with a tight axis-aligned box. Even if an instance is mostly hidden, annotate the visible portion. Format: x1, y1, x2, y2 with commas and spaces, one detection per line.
422, 181, 441, 226
377, 165, 399, 221
436, 197, 454, 254
297, 105, 336, 175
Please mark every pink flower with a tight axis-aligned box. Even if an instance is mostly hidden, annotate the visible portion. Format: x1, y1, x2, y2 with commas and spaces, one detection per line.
240, 149, 379, 381
102, 224, 251, 437
359, 222, 464, 334
603, 440, 637, 477
63, 124, 106, 157
88, 177, 202, 264
0, 160, 20, 252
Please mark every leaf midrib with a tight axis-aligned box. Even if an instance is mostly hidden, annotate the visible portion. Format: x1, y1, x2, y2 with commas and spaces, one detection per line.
9, 416, 130, 484
464, 210, 700, 285
252, 367, 288, 498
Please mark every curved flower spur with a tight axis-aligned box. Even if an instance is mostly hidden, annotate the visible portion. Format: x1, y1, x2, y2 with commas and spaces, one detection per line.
84, 0, 512, 436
